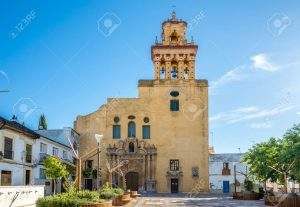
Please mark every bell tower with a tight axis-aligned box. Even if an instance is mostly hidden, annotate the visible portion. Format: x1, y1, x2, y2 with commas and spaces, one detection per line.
151, 11, 198, 80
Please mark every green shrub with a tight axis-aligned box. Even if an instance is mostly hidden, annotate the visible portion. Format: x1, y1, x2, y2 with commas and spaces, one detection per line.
36, 191, 104, 207
244, 179, 254, 192
76, 190, 100, 200
98, 182, 124, 199
36, 196, 86, 207
112, 188, 124, 196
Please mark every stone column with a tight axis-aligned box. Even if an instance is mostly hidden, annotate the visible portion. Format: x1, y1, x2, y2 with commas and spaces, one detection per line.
189, 60, 195, 79
165, 61, 171, 79
144, 155, 148, 180
147, 155, 151, 180
150, 155, 153, 179
178, 61, 184, 79
153, 155, 156, 179
154, 61, 160, 79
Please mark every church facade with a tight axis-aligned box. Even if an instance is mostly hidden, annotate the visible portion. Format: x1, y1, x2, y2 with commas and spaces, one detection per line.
74, 12, 209, 193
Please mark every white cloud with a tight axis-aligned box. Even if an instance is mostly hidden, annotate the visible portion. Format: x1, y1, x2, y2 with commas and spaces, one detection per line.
234, 106, 259, 113
249, 122, 272, 129
210, 105, 294, 124
297, 112, 300, 115
251, 53, 278, 72
210, 66, 246, 92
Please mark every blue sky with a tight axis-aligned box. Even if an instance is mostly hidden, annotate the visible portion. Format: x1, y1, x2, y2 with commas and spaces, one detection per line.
0, 0, 299, 153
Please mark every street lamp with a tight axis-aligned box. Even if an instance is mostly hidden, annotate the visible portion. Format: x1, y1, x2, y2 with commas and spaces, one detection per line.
95, 134, 103, 190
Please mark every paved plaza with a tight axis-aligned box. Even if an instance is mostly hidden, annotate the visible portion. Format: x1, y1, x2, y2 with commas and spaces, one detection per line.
133, 195, 265, 207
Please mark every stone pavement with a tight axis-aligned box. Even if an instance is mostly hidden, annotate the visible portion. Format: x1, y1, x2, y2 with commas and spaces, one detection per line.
133, 194, 265, 207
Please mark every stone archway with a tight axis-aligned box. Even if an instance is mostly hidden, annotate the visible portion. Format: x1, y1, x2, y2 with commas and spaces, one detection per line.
106, 139, 157, 192
125, 172, 139, 191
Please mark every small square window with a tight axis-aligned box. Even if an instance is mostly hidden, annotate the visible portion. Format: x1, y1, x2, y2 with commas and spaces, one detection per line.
170, 100, 179, 111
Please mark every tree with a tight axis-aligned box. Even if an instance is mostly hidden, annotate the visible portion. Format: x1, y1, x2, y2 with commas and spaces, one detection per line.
105, 159, 128, 187
243, 138, 280, 187
243, 124, 300, 193
43, 156, 69, 194
38, 114, 47, 130
282, 124, 300, 183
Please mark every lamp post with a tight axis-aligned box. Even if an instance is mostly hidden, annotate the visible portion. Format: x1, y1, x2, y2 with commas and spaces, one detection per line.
95, 134, 103, 190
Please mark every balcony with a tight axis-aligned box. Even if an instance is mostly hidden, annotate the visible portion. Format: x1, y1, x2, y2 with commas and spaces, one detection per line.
222, 168, 231, 176
25, 153, 32, 163
4, 150, 14, 160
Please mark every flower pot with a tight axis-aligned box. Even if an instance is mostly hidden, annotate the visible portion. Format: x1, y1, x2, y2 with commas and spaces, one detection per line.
130, 191, 138, 198
121, 193, 131, 204
112, 195, 123, 206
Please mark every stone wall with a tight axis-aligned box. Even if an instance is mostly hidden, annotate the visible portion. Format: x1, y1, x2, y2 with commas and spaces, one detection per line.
0, 185, 44, 207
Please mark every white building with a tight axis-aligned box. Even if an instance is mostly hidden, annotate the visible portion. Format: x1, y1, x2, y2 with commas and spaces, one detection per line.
34, 129, 79, 195
209, 153, 247, 193
0, 116, 79, 195
0, 116, 39, 186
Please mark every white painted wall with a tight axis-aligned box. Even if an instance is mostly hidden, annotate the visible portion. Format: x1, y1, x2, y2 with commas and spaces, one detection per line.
32, 136, 74, 195
0, 129, 35, 186
209, 159, 247, 193
1, 128, 74, 196
0, 185, 44, 207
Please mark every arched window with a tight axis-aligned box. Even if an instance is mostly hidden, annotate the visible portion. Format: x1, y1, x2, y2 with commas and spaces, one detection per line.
160, 67, 166, 79
171, 67, 178, 79
183, 68, 189, 79
170, 31, 179, 44
128, 121, 136, 138
129, 142, 134, 153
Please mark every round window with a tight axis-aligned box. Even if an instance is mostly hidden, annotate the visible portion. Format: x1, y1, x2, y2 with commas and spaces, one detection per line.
144, 117, 150, 123
170, 91, 179, 97
114, 116, 120, 123
128, 115, 135, 120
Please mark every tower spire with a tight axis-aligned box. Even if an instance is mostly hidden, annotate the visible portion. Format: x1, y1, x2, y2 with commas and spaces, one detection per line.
171, 10, 176, 21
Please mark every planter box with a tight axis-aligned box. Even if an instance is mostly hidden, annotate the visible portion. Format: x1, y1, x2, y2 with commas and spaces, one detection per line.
81, 201, 112, 207
121, 194, 131, 204
130, 191, 140, 198
233, 192, 260, 200
265, 195, 300, 207
112, 195, 123, 206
